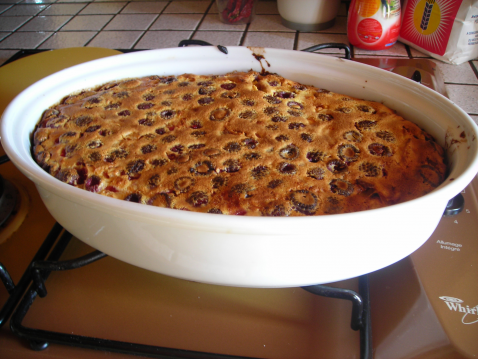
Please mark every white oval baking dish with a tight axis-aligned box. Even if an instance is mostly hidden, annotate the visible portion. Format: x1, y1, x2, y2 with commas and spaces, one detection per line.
2, 46, 478, 288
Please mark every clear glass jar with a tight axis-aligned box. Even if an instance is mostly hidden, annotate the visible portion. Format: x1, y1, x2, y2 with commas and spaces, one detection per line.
216, 0, 259, 25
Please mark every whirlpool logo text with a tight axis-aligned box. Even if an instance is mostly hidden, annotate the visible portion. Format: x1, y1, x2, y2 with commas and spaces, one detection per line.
439, 296, 478, 324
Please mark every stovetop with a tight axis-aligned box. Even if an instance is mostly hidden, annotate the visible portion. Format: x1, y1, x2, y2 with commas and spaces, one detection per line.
0, 48, 477, 359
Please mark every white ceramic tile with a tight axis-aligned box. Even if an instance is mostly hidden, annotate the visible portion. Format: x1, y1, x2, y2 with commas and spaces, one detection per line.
134, 30, 192, 49
297, 33, 350, 53
432, 60, 478, 85
38, 30, 96, 48
87, 30, 143, 48
446, 84, 478, 114
317, 15, 347, 34
242, 31, 295, 49
150, 13, 202, 30
0, 31, 52, 48
21, 0, 56, 3
0, 16, 31, 31
192, 30, 243, 46
2, 4, 46, 15
59, 0, 94, 3
18, 15, 71, 31
121, 1, 167, 13
61, 14, 113, 31
0, 0, 22, 3
79, 2, 126, 15
353, 41, 409, 57
0, 32, 9, 41
198, 13, 246, 31
248, 15, 294, 32
0, 49, 17, 65
164, 1, 210, 14
104, 14, 158, 30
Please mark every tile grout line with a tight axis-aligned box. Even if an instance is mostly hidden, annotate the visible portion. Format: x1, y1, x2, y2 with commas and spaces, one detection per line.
129, 0, 171, 49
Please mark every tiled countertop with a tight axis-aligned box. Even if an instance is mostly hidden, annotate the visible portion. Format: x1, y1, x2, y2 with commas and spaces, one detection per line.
1, 0, 477, 123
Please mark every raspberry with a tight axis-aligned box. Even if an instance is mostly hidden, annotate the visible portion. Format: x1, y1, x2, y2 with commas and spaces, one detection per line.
264, 106, 279, 115
174, 176, 195, 193
243, 152, 261, 160
187, 191, 209, 207
199, 87, 216, 95
271, 116, 287, 123
274, 91, 295, 99
191, 131, 206, 137
198, 97, 214, 105
223, 159, 241, 172
212, 176, 227, 189
208, 208, 223, 214
318, 113, 333, 121
307, 167, 324, 180
87, 140, 102, 149
141, 144, 156, 154
330, 179, 354, 197
338, 144, 360, 163
125, 193, 142, 203
242, 99, 255, 106
160, 110, 175, 120
376, 130, 395, 142
327, 160, 347, 173
221, 83, 236, 90
188, 144, 205, 150
137, 103, 154, 110
290, 190, 318, 215
343, 131, 362, 143
224, 142, 241, 153
355, 120, 377, 131
243, 138, 258, 149
190, 120, 202, 129
278, 162, 297, 175
139, 118, 155, 126
143, 94, 155, 101
279, 144, 299, 160
118, 110, 131, 117
288, 122, 305, 130
75, 115, 93, 127
336, 107, 352, 113
287, 101, 303, 110
162, 135, 176, 143
85, 175, 101, 192
264, 95, 282, 104
301, 133, 313, 142
239, 110, 255, 119
368, 143, 392, 157
306, 151, 325, 163
85, 125, 101, 133
194, 161, 215, 175
251, 165, 269, 179
148, 174, 160, 188
359, 162, 380, 177
267, 179, 282, 189
275, 134, 289, 142
357, 105, 376, 114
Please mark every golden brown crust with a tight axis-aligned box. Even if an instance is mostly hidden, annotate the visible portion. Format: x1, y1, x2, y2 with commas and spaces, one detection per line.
32, 71, 447, 216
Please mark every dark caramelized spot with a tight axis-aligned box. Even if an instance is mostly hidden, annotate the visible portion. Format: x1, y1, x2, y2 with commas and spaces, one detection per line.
368, 143, 392, 157
174, 176, 195, 193
203, 148, 221, 157
290, 190, 318, 215
330, 179, 354, 196
307, 167, 325, 180
343, 130, 363, 143
187, 191, 209, 207
278, 162, 297, 175
327, 160, 347, 173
